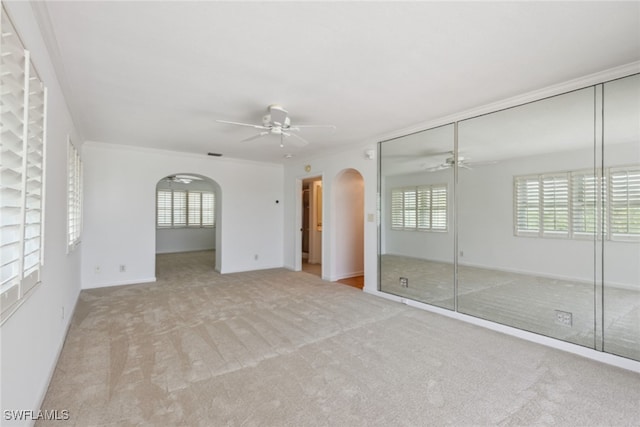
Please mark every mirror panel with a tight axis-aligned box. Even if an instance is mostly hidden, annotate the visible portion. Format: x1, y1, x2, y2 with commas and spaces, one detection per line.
379, 124, 455, 309
457, 88, 597, 348
602, 74, 640, 361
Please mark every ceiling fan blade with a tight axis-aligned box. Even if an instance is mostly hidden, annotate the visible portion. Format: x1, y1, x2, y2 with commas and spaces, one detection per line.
425, 164, 448, 172
289, 124, 336, 131
217, 119, 269, 130
240, 132, 270, 142
285, 132, 309, 146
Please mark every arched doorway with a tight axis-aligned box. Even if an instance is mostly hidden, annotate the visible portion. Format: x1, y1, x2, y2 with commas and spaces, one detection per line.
154, 173, 222, 273
333, 168, 364, 289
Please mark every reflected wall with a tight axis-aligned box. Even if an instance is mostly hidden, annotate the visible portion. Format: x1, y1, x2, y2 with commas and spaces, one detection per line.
378, 73, 640, 361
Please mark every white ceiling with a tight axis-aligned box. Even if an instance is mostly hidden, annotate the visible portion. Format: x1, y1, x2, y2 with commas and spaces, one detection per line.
36, 1, 640, 164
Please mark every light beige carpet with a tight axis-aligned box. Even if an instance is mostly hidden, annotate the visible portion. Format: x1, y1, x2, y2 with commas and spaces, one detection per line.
38, 251, 640, 426
380, 254, 640, 360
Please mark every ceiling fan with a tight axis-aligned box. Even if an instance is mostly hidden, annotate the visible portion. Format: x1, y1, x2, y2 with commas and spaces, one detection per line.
163, 174, 202, 184
424, 152, 495, 172
216, 104, 336, 147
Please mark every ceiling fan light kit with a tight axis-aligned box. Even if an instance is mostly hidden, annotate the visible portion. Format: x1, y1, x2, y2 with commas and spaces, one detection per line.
217, 104, 335, 148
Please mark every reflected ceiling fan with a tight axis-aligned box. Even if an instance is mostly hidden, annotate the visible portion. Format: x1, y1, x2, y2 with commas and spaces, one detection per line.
216, 104, 336, 147
424, 152, 495, 172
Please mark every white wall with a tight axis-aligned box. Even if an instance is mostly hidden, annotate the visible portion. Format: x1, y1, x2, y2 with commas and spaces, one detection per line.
156, 228, 216, 254
283, 145, 377, 287
1, 3, 82, 425
334, 169, 365, 279
82, 143, 284, 289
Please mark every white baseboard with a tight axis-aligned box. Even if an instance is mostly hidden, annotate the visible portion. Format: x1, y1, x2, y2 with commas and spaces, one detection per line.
82, 277, 157, 290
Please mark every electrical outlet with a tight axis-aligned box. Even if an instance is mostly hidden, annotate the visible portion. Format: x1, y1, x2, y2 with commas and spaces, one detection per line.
399, 277, 409, 287
555, 310, 573, 326
95, 266, 100, 274
119, 265, 126, 273
254, 254, 259, 261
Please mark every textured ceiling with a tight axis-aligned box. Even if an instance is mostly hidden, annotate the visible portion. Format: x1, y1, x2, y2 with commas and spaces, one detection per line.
37, 1, 640, 163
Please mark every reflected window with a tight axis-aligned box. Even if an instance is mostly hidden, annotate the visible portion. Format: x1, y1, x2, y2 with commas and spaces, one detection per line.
391, 184, 447, 231
514, 166, 639, 240
610, 166, 640, 240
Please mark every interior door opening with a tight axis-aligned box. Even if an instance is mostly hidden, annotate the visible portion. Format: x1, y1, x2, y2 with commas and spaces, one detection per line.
301, 176, 322, 277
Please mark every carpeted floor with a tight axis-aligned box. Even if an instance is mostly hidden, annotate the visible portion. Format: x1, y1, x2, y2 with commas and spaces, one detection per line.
380, 254, 640, 361
38, 251, 640, 426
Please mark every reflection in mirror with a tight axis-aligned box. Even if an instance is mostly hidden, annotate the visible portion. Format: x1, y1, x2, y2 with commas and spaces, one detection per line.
603, 74, 640, 361
379, 124, 455, 309
457, 87, 597, 348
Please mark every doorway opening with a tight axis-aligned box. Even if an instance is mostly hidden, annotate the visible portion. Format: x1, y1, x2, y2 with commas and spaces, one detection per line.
301, 176, 322, 277
154, 173, 222, 274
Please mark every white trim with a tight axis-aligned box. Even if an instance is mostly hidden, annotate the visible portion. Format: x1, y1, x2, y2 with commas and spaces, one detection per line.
82, 277, 157, 290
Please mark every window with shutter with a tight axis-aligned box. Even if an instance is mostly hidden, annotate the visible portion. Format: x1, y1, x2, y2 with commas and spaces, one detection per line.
201, 192, 215, 227
515, 176, 540, 235
172, 190, 187, 227
390, 184, 447, 231
1, 6, 48, 320
609, 167, 640, 241
156, 190, 172, 227
188, 191, 202, 227
541, 174, 569, 237
571, 169, 607, 238
156, 189, 215, 228
515, 167, 639, 241
67, 140, 82, 250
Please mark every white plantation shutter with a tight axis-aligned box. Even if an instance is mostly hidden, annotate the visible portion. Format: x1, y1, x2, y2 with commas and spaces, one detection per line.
202, 192, 214, 226
541, 174, 569, 237
67, 140, 82, 250
431, 186, 447, 231
403, 188, 417, 229
391, 189, 404, 229
188, 191, 202, 227
571, 170, 607, 238
416, 187, 431, 229
1, 6, 47, 318
172, 190, 187, 226
390, 185, 447, 231
515, 176, 540, 235
23, 61, 45, 282
609, 167, 640, 240
156, 189, 215, 228
0, 11, 26, 310
156, 190, 172, 227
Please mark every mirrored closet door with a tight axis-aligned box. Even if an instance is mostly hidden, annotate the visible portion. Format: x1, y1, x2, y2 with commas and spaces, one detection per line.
379, 124, 455, 310
457, 87, 597, 348
378, 73, 640, 362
